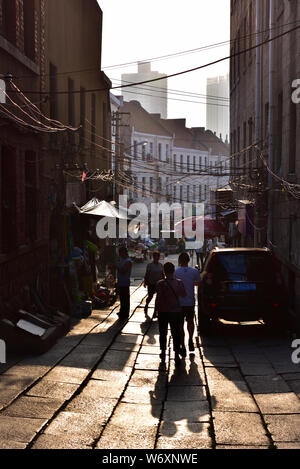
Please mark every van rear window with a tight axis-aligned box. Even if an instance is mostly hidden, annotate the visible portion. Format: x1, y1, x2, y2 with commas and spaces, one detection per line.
214, 253, 275, 282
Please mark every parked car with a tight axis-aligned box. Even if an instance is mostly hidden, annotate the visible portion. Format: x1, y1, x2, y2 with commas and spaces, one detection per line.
198, 247, 289, 333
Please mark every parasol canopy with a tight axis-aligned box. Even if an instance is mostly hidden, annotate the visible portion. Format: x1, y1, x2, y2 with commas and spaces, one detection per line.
75, 198, 128, 219
175, 216, 226, 239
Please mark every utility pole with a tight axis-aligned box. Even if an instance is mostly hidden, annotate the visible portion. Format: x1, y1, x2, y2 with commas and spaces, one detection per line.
111, 111, 121, 205
267, 0, 275, 250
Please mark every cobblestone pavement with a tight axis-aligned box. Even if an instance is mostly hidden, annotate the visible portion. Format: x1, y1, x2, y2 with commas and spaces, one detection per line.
0, 276, 300, 450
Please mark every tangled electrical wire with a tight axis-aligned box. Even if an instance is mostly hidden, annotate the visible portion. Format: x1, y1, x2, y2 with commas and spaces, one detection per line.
0, 78, 80, 134
255, 145, 300, 200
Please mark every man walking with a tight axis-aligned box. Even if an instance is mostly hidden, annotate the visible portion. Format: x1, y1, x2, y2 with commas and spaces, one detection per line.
116, 246, 132, 319
144, 251, 163, 317
155, 262, 186, 365
175, 252, 201, 355
196, 244, 204, 270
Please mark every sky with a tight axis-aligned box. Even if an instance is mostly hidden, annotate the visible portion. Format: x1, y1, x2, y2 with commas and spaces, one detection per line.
98, 0, 230, 129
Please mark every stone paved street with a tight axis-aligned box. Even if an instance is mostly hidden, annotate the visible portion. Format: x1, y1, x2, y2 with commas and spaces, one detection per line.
0, 257, 300, 450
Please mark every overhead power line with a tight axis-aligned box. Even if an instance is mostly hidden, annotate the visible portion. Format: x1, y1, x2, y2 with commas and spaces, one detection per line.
5, 23, 300, 95
8, 19, 300, 81
103, 19, 300, 69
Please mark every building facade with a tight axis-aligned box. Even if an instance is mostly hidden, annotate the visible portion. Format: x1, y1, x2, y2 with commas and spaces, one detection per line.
121, 62, 168, 119
230, 0, 300, 319
0, 0, 112, 310
118, 100, 173, 209
119, 100, 230, 222
0, 0, 48, 302
206, 74, 230, 143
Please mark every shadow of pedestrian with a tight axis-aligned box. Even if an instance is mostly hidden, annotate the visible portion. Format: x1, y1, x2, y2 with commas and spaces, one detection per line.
140, 314, 159, 346
158, 355, 215, 436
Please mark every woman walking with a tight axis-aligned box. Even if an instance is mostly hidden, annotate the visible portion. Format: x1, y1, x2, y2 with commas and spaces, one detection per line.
155, 262, 186, 365
143, 251, 164, 317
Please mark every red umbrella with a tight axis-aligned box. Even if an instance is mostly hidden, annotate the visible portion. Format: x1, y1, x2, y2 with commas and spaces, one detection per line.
203, 218, 227, 238
175, 216, 226, 239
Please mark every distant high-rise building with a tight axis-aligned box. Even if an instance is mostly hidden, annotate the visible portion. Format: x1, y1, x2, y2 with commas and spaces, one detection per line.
121, 62, 168, 118
206, 74, 229, 143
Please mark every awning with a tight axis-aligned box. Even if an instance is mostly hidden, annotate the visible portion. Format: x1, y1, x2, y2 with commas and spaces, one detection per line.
74, 198, 128, 219
174, 216, 226, 239
220, 210, 236, 217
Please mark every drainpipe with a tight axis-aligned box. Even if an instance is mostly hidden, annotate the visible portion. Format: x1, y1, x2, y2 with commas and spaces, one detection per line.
268, 0, 275, 250
254, 0, 261, 247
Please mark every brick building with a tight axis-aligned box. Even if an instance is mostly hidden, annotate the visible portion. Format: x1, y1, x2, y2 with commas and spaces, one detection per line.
230, 0, 300, 320
43, 0, 112, 308
0, 0, 112, 309
0, 0, 48, 302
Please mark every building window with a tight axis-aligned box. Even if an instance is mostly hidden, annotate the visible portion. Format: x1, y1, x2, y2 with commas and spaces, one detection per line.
264, 102, 269, 140
49, 63, 58, 120
25, 151, 37, 242
180, 155, 183, 170
187, 155, 190, 172
243, 121, 247, 170
248, 3, 253, 61
157, 177, 162, 192
173, 154, 176, 171
24, 0, 35, 61
276, 91, 283, 171
0, 0, 16, 44
149, 176, 153, 194
102, 101, 107, 157
158, 143, 162, 160
248, 118, 253, 169
49, 63, 58, 147
166, 144, 169, 161
79, 87, 86, 147
91, 93, 96, 148
134, 177, 137, 197
1, 145, 16, 252
133, 141, 137, 160
68, 78, 75, 145
289, 101, 297, 174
